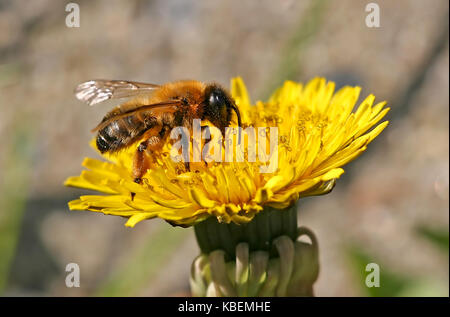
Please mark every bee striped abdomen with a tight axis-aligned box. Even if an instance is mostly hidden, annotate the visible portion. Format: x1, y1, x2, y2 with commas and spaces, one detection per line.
96, 113, 155, 153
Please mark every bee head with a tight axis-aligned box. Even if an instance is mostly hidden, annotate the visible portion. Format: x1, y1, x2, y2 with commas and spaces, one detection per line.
204, 84, 242, 139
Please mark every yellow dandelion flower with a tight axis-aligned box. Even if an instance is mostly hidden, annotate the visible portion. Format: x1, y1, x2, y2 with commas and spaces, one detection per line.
65, 77, 389, 228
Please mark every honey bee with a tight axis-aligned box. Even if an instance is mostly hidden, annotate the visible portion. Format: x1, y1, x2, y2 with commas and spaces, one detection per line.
75, 79, 242, 183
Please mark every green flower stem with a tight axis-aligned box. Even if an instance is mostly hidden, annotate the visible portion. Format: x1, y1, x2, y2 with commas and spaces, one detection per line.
191, 203, 320, 297
194, 203, 298, 260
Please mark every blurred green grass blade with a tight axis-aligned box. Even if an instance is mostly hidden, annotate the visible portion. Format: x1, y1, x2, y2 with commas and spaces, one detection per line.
0, 128, 34, 293
95, 224, 189, 296
416, 226, 449, 254
0, 197, 26, 293
346, 245, 413, 297
262, 0, 328, 99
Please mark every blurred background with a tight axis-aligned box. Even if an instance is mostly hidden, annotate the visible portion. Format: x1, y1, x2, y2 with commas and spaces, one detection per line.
0, 0, 448, 296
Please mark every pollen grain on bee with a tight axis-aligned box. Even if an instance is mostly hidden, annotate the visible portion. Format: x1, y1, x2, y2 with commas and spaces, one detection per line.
170, 119, 278, 173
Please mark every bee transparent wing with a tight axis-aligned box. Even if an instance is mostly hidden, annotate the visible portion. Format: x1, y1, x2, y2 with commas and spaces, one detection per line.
75, 79, 160, 106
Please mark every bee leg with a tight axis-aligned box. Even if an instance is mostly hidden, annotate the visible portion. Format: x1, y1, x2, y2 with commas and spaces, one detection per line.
201, 125, 211, 168
133, 140, 150, 184
184, 161, 190, 172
